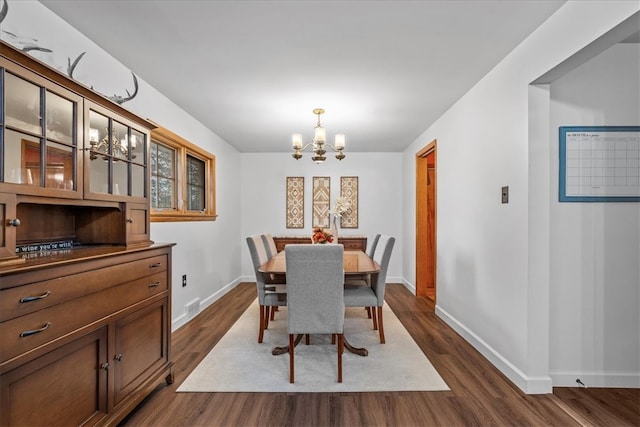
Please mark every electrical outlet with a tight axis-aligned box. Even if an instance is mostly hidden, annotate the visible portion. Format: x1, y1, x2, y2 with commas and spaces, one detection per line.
501, 186, 509, 204
182, 274, 187, 287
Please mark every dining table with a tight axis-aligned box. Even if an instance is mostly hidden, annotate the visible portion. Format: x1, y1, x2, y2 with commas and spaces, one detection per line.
259, 248, 381, 357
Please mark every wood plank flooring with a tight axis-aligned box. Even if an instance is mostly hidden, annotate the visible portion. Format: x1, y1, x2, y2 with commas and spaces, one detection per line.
119, 283, 639, 426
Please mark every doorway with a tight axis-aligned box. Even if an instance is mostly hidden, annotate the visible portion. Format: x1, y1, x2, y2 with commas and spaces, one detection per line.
416, 140, 436, 300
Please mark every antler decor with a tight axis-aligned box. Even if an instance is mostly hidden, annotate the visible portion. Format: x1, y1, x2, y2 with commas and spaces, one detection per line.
0, 0, 8, 24
67, 51, 139, 105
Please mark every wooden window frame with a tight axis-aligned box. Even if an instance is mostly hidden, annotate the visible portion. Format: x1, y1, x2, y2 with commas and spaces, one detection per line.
150, 126, 216, 222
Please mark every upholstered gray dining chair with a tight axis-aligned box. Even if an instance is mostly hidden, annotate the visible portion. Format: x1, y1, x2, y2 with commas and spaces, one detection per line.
368, 233, 381, 258
246, 234, 287, 343
345, 233, 380, 285
343, 235, 395, 343
344, 233, 381, 320
261, 233, 286, 308
285, 244, 345, 383
262, 233, 279, 259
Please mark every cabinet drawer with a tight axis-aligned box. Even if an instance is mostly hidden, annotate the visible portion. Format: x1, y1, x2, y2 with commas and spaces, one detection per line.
0, 254, 167, 322
0, 272, 167, 366
341, 240, 365, 251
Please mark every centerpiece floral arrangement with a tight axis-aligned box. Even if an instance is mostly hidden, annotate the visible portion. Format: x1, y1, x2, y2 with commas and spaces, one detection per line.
311, 227, 334, 244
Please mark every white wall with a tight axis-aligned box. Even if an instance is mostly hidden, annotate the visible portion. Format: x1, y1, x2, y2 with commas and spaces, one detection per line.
240, 152, 404, 283
1, 1, 244, 331
548, 43, 640, 387
402, 1, 639, 393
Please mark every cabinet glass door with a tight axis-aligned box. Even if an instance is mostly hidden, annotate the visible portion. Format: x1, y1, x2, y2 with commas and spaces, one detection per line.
87, 108, 147, 200
1, 69, 80, 195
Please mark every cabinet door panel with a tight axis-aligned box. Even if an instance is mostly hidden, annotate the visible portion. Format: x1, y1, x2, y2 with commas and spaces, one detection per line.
0, 193, 17, 259
113, 298, 168, 406
84, 102, 149, 204
125, 203, 150, 245
1, 60, 83, 200
0, 326, 108, 427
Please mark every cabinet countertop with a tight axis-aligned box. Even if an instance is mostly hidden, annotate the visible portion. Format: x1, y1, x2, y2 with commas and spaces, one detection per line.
0, 243, 175, 277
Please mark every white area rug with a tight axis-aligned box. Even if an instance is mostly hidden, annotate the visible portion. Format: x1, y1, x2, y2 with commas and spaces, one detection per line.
177, 300, 449, 393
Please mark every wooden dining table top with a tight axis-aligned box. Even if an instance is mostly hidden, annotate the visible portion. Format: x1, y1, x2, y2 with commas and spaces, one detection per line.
259, 249, 381, 275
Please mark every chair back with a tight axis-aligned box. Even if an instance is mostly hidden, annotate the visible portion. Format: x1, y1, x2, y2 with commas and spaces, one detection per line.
262, 233, 278, 259
371, 235, 395, 305
285, 244, 345, 335
246, 234, 270, 303
368, 233, 381, 258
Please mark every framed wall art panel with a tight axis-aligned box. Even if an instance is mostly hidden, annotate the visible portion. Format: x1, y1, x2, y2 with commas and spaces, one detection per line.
312, 176, 331, 227
286, 176, 304, 228
340, 176, 359, 228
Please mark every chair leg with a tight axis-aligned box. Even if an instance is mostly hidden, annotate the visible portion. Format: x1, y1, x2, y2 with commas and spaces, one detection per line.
331, 334, 336, 345
258, 305, 265, 343
371, 306, 378, 330
377, 306, 385, 344
270, 306, 277, 321
337, 333, 344, 383
365, 307, 372, 319
264, 306, 271, 330
305, 334, 310, 345
289, 334, 295, 383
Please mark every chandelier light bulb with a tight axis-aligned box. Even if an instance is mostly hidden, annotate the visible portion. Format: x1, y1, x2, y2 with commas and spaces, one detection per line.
314, 125, 326, 144
292, 133, 303, 149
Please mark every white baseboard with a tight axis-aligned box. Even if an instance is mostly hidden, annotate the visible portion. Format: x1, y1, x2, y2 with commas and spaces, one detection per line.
550, 371, 640, 388
398, 278, 416, 294
171, 277, 242, 331
435, 305, 553, 394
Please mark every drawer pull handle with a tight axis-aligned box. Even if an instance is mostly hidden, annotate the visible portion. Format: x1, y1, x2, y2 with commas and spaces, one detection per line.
8, 218, 21, 227
126, 218, 134, 223
20, 322, 51, 338
148, 282, 160, 288
149, 262, 161, 269
100, 362, 109, 370
114, 354, 123, 361
19, 291, 51, 303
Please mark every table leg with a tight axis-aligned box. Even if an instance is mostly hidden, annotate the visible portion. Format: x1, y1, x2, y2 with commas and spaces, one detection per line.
272, 334, 304, 355
344, 336, 368, 356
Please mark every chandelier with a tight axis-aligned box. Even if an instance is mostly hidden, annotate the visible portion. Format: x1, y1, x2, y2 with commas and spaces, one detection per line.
291, 108, 345, 163
89, 127, 137, 161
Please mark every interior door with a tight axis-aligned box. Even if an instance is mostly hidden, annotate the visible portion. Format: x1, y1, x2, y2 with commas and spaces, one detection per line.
416, 141, 436, 300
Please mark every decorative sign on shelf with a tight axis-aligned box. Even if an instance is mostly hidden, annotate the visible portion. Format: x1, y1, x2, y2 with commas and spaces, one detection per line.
16, 240, 74, 254
559, 126, 640, 202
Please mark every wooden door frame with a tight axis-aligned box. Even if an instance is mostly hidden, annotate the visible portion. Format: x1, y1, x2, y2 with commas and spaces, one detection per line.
416, 140, 436, 298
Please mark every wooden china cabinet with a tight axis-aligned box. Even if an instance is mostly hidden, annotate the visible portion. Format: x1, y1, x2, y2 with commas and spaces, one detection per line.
0, 41, 173, 426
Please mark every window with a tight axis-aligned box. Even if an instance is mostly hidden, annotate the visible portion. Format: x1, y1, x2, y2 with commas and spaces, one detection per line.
151, 143, 176, 209
150, 126, 216, 221
186, 154, 206, 211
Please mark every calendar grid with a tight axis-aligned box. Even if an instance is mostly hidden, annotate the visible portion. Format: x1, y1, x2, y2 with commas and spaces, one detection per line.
559, 126, 640, 202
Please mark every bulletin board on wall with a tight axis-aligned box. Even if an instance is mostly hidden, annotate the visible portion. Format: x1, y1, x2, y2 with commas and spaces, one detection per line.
559, 126, 640, 202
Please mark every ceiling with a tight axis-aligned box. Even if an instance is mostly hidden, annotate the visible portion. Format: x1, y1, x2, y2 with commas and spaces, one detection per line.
40, 0, 567, 154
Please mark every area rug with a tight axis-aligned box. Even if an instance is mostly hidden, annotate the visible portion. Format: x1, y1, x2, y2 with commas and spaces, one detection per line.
177, 300, 449, 393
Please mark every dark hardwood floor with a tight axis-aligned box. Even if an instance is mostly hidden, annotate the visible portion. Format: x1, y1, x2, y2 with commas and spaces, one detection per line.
120, 283, 639, 426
